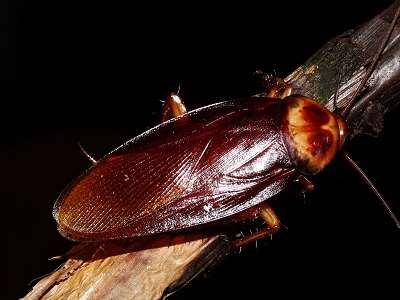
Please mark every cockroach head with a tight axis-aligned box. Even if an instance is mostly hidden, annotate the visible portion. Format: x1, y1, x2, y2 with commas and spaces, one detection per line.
283, 95, 347, 175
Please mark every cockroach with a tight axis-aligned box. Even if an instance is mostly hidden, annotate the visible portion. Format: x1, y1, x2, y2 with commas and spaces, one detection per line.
53, 6, 400, 246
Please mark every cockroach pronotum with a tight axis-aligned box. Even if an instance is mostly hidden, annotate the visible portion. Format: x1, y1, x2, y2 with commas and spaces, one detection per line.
53, 5, 400, 248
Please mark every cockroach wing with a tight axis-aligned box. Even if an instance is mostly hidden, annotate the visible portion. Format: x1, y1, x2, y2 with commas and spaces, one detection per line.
54, 98, 296, 241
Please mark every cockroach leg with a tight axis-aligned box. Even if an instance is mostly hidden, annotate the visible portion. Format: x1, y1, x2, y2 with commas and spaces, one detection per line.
297, 175, 315, 193
254, 70, 292, 99
161, 93, 187, 122
266, 77, 292, 99
233, 204, 281, 249
259, 204, 281, 232
294, 175, 314, 201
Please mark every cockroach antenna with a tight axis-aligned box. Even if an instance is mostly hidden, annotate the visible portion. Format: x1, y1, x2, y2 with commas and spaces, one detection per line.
343, 152, 400, 229
78, 142, 97, 164
340, 2, 400, 229
342, 2, 400, 118
332, 71, 343, 114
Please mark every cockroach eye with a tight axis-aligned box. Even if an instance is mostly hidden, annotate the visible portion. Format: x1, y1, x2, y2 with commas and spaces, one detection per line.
334, 114, 349, 149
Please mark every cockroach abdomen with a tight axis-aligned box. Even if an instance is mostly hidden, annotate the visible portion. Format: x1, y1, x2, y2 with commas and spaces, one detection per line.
54, 98, 297, 241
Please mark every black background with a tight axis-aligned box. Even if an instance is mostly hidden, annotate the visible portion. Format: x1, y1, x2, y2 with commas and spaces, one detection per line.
5, 1, 400, 299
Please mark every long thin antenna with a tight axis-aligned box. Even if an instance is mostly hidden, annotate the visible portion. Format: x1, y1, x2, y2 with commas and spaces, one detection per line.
342, 3, 400, 119
342, 151, 400, 229
332, 71, 343, 114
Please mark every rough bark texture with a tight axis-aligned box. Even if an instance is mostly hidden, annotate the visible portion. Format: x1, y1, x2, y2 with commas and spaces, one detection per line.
23, 3, 400, 300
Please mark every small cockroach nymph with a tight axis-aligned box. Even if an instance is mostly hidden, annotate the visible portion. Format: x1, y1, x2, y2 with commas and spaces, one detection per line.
53, 5, 400, 245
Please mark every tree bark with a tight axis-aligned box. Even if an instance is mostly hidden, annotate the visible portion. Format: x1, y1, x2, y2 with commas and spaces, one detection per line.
23, 3, 400, 300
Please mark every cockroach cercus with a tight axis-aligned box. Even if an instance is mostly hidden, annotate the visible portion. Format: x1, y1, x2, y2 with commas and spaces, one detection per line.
53, 7, 400, 247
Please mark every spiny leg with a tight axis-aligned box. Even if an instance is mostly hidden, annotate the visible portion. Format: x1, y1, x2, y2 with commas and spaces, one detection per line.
161, 93, 187, 122
266, 77, 292, 99
233, 203, 281, 249
255, 70, 292, 99
296, 174, 314, 193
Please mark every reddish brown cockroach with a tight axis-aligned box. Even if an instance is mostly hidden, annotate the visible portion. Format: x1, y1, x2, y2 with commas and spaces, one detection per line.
54, 93, 347, 241
53, 6, 400, 245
